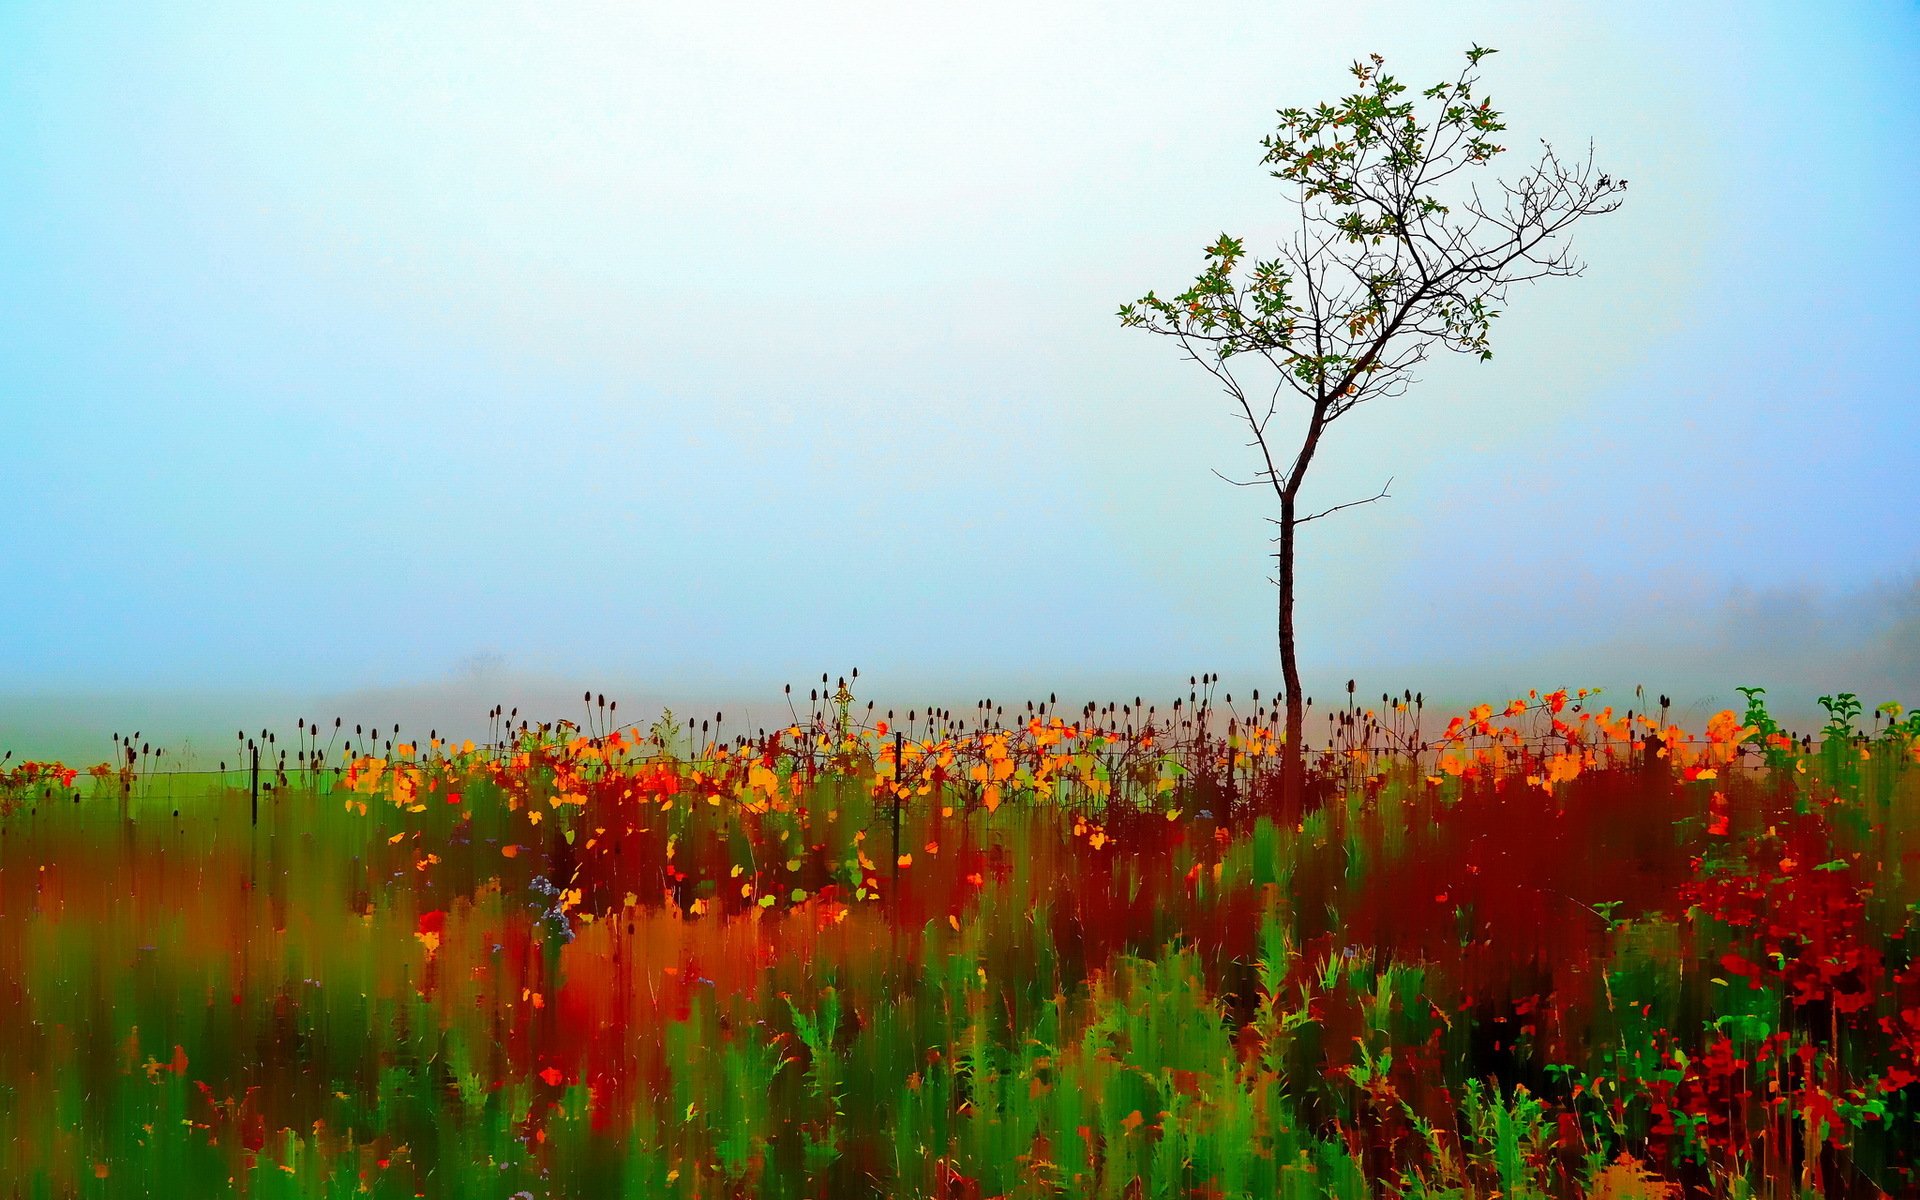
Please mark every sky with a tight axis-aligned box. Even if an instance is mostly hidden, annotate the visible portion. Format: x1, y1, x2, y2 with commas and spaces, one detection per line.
2, 0, 1917, 757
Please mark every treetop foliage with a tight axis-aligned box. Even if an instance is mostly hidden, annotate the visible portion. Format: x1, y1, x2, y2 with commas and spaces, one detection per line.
1119, 45, 1626, 438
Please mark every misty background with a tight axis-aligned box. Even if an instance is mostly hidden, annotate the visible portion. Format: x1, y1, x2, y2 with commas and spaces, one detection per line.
2, 1, 1916, 763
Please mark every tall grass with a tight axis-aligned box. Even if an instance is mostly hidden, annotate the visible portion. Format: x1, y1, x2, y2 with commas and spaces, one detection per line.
1, 684, 1916, 1197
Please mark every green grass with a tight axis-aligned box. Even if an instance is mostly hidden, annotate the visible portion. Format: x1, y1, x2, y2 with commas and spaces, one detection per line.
1, 697, 1918, 1197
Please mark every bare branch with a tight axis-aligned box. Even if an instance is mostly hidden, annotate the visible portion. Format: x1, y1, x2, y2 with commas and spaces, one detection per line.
1289, 476, 1395, 527
1209, 467, 1273, 489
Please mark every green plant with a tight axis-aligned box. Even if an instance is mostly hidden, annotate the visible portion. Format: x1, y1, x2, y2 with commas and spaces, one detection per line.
1734, 686, 1795, 771
1460, 1078, 1551, 1200
1875, 700, 1920, 742
1817, 692, 1863, 741
786, 986, 843, 1106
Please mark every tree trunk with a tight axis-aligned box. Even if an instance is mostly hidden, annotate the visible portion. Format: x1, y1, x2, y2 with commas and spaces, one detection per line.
1277, 494, 1305, 814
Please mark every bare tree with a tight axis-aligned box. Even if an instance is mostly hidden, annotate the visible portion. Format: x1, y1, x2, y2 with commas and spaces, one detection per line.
1120, 46, 1625, 809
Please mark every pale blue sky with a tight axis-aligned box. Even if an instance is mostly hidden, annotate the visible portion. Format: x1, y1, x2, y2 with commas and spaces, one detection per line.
2, 1, 1916, 752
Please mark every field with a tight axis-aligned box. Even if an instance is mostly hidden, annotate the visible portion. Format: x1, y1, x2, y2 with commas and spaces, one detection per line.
3, 685, 1919, 1198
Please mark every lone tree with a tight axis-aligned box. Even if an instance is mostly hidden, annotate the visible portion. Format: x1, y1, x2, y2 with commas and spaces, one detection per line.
1120, 45, 1624, 808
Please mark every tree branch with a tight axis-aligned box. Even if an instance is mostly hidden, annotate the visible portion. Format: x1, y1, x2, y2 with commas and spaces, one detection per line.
1286, 476, 1394, 527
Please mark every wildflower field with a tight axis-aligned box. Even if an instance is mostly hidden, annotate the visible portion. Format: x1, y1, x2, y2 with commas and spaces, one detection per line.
4, 684, 1920, 1199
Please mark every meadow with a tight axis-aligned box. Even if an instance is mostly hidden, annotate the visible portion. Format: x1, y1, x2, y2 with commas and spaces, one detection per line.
2, 682, 1919, 1198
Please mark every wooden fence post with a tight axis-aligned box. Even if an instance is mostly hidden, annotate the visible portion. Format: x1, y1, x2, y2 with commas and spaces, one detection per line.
892, 731, 904, 898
